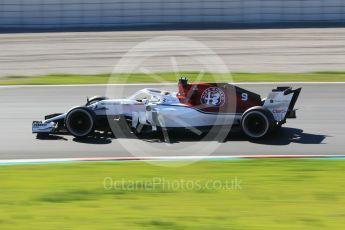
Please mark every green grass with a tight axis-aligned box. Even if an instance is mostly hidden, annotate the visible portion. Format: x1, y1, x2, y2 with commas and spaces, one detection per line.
0, 71, 345, 85
0, 159, 344, 229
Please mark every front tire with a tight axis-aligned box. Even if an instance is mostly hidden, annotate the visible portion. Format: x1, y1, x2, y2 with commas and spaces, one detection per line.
241, 106, 275, 139
65, 107, 95, 138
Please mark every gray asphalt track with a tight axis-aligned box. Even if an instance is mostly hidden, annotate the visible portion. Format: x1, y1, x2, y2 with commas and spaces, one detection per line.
0, 83, 344, 160
1, 28, 345, 76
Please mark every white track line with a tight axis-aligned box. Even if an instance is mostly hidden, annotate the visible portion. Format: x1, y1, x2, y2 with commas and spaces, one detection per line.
0, 155, 344, 165
1, 82, 345, 88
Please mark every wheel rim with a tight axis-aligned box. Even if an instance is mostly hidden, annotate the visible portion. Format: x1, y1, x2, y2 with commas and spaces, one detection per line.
66, 109, 93, 137
243, 111, 269, 138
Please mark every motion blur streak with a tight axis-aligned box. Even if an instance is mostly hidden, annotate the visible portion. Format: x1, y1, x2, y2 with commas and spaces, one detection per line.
0, 28, 345, 76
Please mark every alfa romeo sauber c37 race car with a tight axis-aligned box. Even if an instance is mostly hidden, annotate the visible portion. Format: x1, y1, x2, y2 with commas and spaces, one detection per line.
32, 78, 301, 140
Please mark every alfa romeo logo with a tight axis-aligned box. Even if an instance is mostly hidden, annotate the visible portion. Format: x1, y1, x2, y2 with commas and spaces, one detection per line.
200, 87, 225, 106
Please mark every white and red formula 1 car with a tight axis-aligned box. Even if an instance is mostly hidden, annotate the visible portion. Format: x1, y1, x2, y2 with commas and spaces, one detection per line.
32, 78, 301, 140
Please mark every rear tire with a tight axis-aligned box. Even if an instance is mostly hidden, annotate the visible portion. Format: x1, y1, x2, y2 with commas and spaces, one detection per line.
65, 107, 95, 138
241, 106, 275, 139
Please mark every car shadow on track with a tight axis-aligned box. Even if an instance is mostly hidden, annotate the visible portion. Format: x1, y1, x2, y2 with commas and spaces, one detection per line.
45, 127, 326, 145
73, 135, 112, 144
36, 134, 68, 141
247, 127, 328, 145
148, 127, 327, 145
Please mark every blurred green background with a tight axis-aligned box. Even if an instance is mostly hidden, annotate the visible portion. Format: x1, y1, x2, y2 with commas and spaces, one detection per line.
0, 159, 344, 229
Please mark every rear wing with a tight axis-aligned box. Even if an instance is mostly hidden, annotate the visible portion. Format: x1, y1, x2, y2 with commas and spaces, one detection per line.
263, 87, 302, 123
